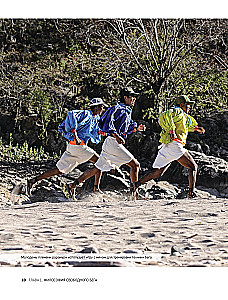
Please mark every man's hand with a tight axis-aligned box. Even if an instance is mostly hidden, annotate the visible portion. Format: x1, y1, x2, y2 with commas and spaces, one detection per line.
72, 130, 82, 145
196, 127, 205, 134
113, 133, 125, 144
137, 124, 146, 131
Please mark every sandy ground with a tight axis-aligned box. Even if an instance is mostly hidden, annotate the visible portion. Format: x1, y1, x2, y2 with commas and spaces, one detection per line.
0, 189, 228, 267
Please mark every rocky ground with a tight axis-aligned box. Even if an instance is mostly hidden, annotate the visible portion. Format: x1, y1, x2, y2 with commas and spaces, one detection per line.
0, 153, 228, 268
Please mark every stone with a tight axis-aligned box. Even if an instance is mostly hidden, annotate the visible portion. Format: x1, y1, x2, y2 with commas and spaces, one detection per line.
123, 249, 143, 254
100, 173, 130, 190
186, 141, 203, 153
171, 245, 185, 256
140, 233, 156, 238
1, 247, 24, 251
79, 246, 99, 254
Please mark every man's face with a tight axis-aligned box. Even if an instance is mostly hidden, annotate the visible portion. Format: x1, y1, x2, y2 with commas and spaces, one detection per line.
124, 95, 136, 107
180, 102, 191, 114
94, 105, 105, 115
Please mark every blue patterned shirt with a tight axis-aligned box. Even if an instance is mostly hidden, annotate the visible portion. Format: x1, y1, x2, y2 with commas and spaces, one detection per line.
98, 103, 137, 139
58, 110, 101, 145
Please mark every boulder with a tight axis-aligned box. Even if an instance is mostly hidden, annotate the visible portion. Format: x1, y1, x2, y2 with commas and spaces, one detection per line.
161, 151, 228, 197
191, 151, 228, 196
190, 110, 228, 161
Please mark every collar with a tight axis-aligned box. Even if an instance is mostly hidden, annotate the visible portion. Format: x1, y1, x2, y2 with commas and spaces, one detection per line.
172, 106, 192, 124
89, 110, 97, 118
119, 103, 132, 113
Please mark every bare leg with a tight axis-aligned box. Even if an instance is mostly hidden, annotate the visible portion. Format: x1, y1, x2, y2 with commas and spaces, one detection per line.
27, 168, 62, 195
93, 171, 102, 192
70, 166, 100, 189
126, 159, 149, 200
36, 168, 61, 181
139, 165, 170, 186
79, 167, 100, 185
89, 154, 102, 192
177, 151, 198, 196
67, 154, 101, 198
126, 159, 140, 183
88, 154, 99, 164
68, 166, 100, 199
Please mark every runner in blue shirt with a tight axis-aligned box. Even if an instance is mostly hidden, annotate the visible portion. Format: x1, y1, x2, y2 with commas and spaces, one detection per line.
27, 98, 107, 195
69, 87, 146, 200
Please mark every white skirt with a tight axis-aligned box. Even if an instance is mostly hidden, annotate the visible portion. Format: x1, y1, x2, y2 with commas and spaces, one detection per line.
153, 141, 187, 169
56, 143, 97, 174
95, 136, 135, 171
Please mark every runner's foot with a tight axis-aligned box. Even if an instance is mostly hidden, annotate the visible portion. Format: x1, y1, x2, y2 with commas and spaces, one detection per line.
67, 179, 80, 200
27, 177, 37, 195
130, 182, 148, 200
187, 191, 198, 199
130, 190, 149, 201
93, 185, 103, 194
66, 183, 77, 200
187, 188, 198, 199
12, 183, 25, 195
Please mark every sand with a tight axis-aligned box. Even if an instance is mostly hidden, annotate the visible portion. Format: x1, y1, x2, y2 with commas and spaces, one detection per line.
0, 190, 228, 267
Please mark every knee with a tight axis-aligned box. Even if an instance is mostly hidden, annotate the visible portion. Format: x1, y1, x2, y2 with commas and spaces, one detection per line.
90, 154, 99, 163
190, 162, 198, 172
135, 160, 140, 170
55, 168, 62, 175
155, 168, 165, 177
131, 160, 140, 172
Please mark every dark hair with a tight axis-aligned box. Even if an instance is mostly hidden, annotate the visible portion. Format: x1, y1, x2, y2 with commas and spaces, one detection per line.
90, 105, 95, 111
120, 87, 138, 103
119, 89, 129, 103
120, 94, 126, 103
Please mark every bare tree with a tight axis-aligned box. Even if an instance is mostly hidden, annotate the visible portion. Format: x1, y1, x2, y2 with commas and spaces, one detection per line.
84, 18, 227, 111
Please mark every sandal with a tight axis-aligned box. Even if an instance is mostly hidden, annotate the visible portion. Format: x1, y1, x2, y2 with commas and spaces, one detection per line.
135, 192, 149, 200
65, 182, 78, 200
187, 191, 198, 199
187, 188, 198, 199
130, 182, 149, 200
93, 185, 104, 194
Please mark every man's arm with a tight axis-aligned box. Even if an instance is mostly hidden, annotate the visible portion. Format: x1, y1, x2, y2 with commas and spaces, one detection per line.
137, 124, 146, 132
71, 129, 82, 145
112, 133, 125, 144
169, 130, 177, 140
194, 126, 205, 134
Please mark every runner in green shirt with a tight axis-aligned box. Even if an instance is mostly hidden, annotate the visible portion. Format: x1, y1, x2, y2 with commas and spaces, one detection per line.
134, 95, 205, 198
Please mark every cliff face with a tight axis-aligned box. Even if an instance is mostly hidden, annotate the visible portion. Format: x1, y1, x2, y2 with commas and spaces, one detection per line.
191, 110, 228, 161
